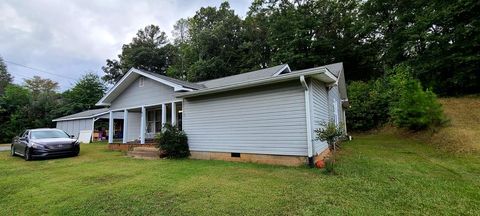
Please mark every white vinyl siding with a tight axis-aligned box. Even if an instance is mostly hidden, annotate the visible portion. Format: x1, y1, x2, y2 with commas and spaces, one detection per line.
310, 79, 329, 154
183, 81, 308, 156
56, 119, 93, 138
110, 76, 176, 110
328, 85, 344, 128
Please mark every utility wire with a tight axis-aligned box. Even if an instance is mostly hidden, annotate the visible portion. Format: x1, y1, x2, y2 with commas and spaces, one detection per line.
4, 60, 77, 81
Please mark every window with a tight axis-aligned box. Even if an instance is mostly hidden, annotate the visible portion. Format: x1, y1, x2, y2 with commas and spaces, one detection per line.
139, 77, 144, 87
333, 98, 339, 125
155, 109, 162, 132
147, 109, 163, 133
147, 110, 155, 133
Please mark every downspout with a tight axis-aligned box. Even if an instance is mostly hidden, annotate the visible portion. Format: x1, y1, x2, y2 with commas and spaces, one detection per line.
300, 76, 314, 167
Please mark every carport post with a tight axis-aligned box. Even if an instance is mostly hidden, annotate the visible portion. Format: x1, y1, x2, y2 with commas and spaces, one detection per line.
161, 103, 166, 127
123, 109, 128, 143
108, 111, 113, 144
140, 106, 146, 144
171, 102, 177, 126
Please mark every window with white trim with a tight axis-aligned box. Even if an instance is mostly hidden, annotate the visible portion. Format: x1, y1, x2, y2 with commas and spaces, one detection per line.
139, 77, 144, 87
333, 98, 339, 125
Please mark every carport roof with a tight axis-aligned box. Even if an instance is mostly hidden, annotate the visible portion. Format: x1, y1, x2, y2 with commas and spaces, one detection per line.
52, 108, 109, 122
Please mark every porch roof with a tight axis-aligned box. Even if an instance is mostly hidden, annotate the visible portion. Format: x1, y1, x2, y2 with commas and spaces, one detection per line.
52, 108, 110, 122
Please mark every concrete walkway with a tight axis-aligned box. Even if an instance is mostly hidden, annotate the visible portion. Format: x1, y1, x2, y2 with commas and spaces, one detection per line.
0, 145, 10, 152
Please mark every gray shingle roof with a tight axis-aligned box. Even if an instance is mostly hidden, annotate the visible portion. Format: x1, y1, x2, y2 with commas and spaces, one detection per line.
197, 64, 289, 89
137, 69, 206, 90
53, 108, 109, 121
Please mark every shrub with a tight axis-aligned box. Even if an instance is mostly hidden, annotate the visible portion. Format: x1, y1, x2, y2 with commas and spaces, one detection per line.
155, 124, 190, 158
390, 81, 445, 130
315, 121, 344, 152
346, 64, 445, 132
346, 80, 390, 131
315, 121, 344, 173
388, 65, 445, 130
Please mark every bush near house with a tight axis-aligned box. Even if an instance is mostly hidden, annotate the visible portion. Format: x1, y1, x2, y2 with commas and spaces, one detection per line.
155, 124, 190, 158
347, 64, 445, 131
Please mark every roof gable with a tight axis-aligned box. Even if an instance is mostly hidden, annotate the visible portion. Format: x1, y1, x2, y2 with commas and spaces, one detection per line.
96, 68, 200, 106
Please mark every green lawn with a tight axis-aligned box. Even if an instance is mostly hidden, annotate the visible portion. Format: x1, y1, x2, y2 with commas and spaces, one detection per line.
0, 134, 479, 215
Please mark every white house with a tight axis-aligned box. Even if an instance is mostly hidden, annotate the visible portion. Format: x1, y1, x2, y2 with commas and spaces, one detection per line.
53, 63, 348, 166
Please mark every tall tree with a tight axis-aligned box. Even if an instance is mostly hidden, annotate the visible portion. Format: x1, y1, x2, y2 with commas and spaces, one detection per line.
102, 25, 174, 84
183, 2, 245, 81
60, 73, 107, 115
0, 84, 31, 142
360, 0, 480, 95
22, 76, 61, 129
0, 56, 13, 95
23, 76, 59, 95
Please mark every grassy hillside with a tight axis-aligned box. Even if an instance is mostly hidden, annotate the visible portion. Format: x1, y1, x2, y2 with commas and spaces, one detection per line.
434, 96, 480, 152
383, 95, 480, 153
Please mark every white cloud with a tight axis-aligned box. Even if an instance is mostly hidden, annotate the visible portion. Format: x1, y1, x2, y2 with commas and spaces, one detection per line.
0, 0, 251, 90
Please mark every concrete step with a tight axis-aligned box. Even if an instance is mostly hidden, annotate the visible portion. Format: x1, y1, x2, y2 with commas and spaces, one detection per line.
132, 147, 159, 152
127, 151, 161, 159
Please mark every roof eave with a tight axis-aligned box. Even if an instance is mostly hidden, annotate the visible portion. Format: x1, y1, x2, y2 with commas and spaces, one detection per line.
176, 67, 336, 98
96, 68, 197, 106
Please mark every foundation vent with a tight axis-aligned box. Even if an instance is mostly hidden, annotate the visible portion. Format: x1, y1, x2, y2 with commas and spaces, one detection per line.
231, 153, 241, 158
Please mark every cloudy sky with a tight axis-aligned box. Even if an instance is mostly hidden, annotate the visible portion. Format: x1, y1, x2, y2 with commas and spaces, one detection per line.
0, 0, 251, 90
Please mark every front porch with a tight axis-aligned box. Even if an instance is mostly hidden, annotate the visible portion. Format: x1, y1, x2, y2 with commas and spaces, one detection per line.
108, 101, 182, 145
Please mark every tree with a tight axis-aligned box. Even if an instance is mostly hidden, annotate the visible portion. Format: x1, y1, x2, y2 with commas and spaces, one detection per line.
359, 0, 480, 95
60, 73, 107, 115
102, 25, 173, 84
22, 76, 61, 129
23, 76, 59, 95
182, 2, 245, 81
0, 84, 31, 142
0, 56, 13, 95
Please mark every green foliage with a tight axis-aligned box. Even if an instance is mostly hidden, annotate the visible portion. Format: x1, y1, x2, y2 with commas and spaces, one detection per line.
155, 124, 190, 158
323, 157, 335, 174
0, 56, 13, 95
102, 25, 174, 84
347, 64, 445, 131
315, 121, 344, 151
0, 76, 66, 143
346, 80, 390, 131
360, 0, 480, 95
99, 0, 479, 96
60, 73, 106, 115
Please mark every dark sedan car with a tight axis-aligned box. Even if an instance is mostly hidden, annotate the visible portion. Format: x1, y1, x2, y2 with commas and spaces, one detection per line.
11, 128, 80, 161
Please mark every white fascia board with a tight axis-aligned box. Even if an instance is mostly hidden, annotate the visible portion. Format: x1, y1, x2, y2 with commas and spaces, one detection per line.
272, 64, 292, 76
95, 68, 137, 106
52, 111, 111, 122
177, 67, 330, 98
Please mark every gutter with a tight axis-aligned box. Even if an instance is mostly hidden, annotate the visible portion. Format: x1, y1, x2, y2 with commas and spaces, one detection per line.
300, 75, 314, 167
176, 67, 334, 98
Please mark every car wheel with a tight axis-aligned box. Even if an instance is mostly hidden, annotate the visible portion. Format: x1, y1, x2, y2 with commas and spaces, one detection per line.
10, 145, 16, 156
24, 148, 31, 161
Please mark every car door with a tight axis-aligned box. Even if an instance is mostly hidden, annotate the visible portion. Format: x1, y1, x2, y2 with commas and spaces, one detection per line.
16, 130, 29, 154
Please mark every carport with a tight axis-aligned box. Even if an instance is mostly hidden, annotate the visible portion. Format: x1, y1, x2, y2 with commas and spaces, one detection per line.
52, 108, 123, 142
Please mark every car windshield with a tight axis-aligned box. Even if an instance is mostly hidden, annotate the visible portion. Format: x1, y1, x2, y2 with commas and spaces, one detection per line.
31, 130, 70, 139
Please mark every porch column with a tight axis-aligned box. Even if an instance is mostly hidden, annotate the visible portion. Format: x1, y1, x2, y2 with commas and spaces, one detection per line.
140, 106, 146, 144
171, 102, 177, 126
123, 109, 128, 143
108, 111, 113, 144
161, 103, 166, 127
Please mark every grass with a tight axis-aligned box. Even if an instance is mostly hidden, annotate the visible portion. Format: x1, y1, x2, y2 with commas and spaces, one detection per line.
0, 134, 479, 215
379, 95, 480, 153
